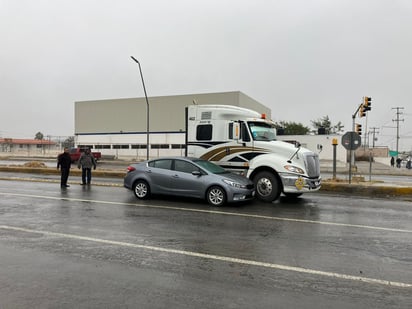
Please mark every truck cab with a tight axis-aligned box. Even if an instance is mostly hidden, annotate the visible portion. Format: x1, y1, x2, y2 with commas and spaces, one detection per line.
185, 104, 321, 202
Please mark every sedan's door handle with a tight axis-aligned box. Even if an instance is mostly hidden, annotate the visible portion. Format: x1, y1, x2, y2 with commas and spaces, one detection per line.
172, 174, 179, 178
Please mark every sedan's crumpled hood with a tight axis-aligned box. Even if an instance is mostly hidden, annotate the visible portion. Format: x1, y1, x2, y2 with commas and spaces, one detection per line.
217, 172, 252, 185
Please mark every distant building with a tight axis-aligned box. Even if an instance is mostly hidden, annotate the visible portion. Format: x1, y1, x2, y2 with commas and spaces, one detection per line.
0, 138, 57, 155
277, 135, 347, 162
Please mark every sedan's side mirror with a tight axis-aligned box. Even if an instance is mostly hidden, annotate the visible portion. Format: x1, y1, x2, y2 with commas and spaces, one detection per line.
192, 171, 202, 176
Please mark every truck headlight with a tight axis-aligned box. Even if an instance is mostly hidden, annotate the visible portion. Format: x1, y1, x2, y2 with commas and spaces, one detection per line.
223, 179, 246, 188
284, 165, 305, 174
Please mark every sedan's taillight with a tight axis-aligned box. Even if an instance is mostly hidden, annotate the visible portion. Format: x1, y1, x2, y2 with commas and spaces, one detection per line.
126, 166, 136, 173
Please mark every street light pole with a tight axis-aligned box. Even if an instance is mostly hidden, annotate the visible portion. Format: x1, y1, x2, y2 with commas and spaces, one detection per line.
130, 56, 150, 160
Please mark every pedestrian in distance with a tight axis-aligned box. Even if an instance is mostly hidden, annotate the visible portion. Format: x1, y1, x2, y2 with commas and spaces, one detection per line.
78, 148, 97, 185
57, 147, 71, 188
396, 157, 402, 168
390, 156, 395, 167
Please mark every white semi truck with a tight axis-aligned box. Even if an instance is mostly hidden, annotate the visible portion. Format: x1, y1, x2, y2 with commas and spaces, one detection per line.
185, 104, 321, 202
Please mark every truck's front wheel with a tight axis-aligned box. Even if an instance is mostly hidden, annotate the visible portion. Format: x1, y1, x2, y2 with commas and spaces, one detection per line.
253, 171, 281, 202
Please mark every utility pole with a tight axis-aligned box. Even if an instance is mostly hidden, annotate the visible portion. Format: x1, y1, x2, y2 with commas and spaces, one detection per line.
392, 107, 404, 158
369, 127, 380, 148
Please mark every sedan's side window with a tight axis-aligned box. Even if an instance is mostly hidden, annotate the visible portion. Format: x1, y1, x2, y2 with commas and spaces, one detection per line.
174, 160, 199, 174
149, 159, 172, 170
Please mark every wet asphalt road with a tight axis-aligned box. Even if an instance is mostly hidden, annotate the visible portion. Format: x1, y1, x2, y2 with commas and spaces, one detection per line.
0, 180, 411, 308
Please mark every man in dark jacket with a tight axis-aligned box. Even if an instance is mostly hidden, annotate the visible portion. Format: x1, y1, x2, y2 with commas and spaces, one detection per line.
78, 148, 97, 185
57, 147, 71, 188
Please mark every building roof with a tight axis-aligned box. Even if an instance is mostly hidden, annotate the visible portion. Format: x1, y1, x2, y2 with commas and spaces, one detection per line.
0, 138, 55, 145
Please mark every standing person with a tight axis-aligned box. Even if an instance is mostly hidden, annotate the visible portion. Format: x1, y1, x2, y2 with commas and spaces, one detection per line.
396, 157, 402, 168
390, 156, 395, 167
57, 147, 71, 188
78, 148, 97, 185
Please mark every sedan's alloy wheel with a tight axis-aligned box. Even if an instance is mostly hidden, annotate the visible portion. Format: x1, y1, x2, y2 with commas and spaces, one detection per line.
134, 180, 150, 199
207, 186, 226, 206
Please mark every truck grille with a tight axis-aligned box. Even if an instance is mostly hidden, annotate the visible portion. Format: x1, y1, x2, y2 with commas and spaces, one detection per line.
303, 153, 320, 178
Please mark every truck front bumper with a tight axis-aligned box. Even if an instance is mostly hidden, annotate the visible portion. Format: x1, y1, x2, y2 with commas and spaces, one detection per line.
279, 173, 321, 193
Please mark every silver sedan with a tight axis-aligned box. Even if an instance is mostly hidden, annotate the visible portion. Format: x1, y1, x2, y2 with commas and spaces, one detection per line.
124, 157, 255, 206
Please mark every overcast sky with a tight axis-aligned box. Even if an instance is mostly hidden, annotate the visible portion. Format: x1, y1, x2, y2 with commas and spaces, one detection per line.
1, 0, 411, 151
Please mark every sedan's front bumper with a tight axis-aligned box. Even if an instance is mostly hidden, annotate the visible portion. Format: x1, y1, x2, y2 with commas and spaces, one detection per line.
225, 187, 255, 203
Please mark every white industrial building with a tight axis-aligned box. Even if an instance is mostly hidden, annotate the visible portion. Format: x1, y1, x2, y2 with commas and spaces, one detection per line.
75, 91, 271, 160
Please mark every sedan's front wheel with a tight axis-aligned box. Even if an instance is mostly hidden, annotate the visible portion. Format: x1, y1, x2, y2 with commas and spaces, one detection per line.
206, 186, 226, 207
133, 180, 150, 199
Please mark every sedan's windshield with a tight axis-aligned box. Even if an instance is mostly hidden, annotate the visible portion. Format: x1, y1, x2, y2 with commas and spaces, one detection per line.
249, 121, 277, 141
193, 159, 228, 174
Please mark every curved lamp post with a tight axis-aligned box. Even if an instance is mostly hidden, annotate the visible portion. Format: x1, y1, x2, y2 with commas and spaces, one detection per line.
130, 56, 150, 160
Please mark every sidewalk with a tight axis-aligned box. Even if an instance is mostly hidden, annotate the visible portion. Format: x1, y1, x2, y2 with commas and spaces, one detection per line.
319, 160, 412, 199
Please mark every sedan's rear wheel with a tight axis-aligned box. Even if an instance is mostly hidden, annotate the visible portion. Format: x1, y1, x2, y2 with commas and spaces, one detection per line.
206, 186, 226, 207
133, 180, 150, 199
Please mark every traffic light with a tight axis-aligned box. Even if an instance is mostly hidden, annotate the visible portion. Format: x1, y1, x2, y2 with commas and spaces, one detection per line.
355, 123, 362, 135
363, 96, 372, 111
359, 105, 366, 117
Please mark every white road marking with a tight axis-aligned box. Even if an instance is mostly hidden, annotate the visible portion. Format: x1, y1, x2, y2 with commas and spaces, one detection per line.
1, 192, 411, 234
0, 224, 410, 288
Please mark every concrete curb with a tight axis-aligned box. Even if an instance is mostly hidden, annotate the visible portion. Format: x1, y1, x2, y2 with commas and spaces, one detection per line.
319, 181, 412, 198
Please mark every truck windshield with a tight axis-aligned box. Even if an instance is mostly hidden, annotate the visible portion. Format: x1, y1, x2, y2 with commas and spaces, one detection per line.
248, 122, 277, 141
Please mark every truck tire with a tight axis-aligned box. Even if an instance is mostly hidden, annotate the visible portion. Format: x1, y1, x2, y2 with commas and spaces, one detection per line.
206, 186, 226, 207
253, 171, 281, 202
133, 180, 150, 199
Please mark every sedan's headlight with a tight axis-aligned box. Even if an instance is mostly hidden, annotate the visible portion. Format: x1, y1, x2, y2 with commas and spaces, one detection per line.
284, 165, 305, 174
223, 179, 246, 188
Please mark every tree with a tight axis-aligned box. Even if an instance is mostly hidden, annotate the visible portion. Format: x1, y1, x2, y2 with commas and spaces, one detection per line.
34, 132, 44, 140
274, 121, 310, 135
331, 121, 345, 134
311, 116, 344, 134
62, 136, 75, 148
